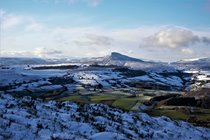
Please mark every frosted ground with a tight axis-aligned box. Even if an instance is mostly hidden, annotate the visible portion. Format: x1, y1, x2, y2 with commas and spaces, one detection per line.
0, 94, 210, 140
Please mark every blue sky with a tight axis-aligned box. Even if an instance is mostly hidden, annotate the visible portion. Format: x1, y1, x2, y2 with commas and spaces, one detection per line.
0, 0, 210, 61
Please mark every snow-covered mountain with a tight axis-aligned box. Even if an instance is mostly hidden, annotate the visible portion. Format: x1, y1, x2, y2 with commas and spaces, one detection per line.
95, 52, 175, 72
99, 52, 146, 65
102, 52, 144, 64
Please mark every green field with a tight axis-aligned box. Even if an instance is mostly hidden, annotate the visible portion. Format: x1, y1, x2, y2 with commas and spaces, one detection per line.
147, 106, 210, 127
12, 88, 210, 127
57, 93, 153, 111
56, 91, 210, 128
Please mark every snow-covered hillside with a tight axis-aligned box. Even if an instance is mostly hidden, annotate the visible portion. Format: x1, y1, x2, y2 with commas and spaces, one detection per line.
0, 65, 188, 93
173, 57, 210, 71
0, 94, 209, 140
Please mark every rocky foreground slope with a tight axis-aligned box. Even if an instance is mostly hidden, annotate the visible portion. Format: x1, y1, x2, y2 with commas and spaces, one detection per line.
0, 94, 209, 140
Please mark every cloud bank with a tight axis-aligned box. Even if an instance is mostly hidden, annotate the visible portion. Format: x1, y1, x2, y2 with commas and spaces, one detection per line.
34, 48, 63, 57
145, 27, 210, 48
1, 48, 63, 58
1, 10, 210, 61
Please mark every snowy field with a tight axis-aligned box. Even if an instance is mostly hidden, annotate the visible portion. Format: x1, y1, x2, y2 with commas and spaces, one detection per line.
0, 65, 190, 93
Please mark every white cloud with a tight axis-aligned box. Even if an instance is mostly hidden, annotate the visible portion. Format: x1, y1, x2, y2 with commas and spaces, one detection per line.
1, 48, 63, 58
181, 48, 194, 55
33, 48, 63, 57
1, 10, 44, 32
74, 34, 114, 46
1, 14, 23, 30
0, 50, 32, 57
145, 27, 200, 48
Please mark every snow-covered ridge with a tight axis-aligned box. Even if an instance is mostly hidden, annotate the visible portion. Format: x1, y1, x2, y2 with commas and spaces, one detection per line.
106, 52, 144, 62
173, 57, 210, 71
94, 52, 176, 72
0, 57, 51, 65
101, 52, 147, 66
0, 94, 209, 140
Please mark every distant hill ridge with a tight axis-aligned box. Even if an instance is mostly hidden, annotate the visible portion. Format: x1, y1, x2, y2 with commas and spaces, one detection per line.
108, 52, 143, 62
0, 57, 50, 65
